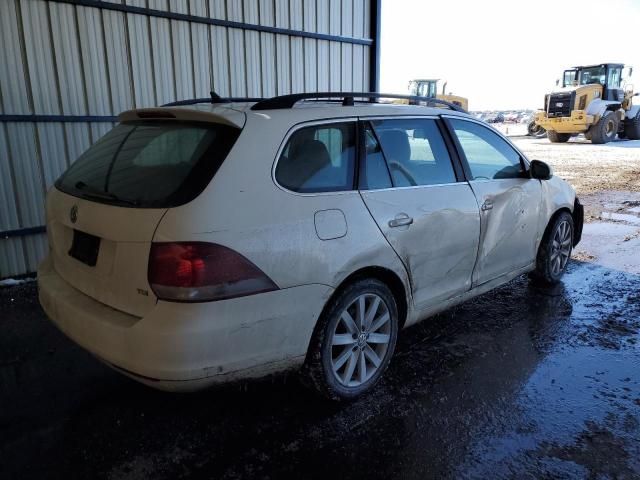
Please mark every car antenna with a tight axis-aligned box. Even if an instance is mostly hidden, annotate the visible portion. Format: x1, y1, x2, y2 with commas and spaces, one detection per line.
210, 90, 223, 104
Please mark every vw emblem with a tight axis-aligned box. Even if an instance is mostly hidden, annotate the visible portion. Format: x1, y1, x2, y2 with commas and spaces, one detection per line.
70, 205, 78, 224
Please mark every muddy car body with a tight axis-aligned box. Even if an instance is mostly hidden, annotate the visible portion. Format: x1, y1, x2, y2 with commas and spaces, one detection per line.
38, 94, 583, 399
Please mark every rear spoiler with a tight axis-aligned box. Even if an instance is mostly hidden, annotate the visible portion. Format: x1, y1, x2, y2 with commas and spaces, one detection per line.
118, 107, 244, 128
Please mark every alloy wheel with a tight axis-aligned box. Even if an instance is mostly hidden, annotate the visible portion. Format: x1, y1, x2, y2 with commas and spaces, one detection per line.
330, 293, 391, 387
550, 220, 572, 275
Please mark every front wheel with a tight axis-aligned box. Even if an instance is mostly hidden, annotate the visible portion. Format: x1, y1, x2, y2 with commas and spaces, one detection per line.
547, 130, 571, 143
590, 111, 619, 144
303, 279, 399, 401
528, 120, 546, 138
530, 211, 574, 285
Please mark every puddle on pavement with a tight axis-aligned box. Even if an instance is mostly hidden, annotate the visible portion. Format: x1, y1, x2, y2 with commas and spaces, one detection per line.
2, 190, 640, 480
449, 191, 640, 478
600, 212, 640, 225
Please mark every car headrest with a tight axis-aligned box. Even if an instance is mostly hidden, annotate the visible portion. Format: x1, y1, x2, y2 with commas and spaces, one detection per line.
281, 139, 332, 189
378, 130, 410, 164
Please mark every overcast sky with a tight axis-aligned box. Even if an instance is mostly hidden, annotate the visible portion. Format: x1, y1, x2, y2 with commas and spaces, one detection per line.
379, 0, 640, 111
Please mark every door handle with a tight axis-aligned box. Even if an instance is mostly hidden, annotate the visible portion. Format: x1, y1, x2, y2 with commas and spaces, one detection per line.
388, 215, 414, 228
481, 200, 493, 211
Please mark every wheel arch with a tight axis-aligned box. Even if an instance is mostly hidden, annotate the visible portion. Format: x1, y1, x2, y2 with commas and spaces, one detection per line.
625, 104, 640, 119
318, 266, 409, 335
586, 99, 623, 118
336, 266, 409, 329
302, 265, 410, 370
540, 206, 573, 249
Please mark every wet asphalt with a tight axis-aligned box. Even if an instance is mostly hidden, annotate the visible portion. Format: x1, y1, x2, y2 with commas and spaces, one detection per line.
1, 191, 640, 480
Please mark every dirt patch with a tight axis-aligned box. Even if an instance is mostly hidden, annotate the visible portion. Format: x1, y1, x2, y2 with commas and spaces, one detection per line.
512, 138, 640, 196
575, 191, 640, 224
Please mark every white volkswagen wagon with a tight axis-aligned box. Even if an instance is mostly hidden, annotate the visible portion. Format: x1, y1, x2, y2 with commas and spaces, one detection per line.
38, 93, 583, 400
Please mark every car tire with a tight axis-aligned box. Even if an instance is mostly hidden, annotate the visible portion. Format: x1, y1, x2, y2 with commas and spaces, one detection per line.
303, 278, 399, 401
624, 111, 640, 140
528, 120, 546, 138
590, 111, 619, 144
529, 211, 574, 285
547, 130, 571, 143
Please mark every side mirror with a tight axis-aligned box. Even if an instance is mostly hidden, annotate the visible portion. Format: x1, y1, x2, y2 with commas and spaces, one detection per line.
530, 160, 553, 180
555, 79, 560, 86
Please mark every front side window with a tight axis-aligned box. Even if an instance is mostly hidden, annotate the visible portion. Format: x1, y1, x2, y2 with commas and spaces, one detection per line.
579, 66, 606, 86
56, 122, 240, 208
416, 81, 437, 98
449, 119, 524, 180
370, 118, 457, 187
563, 69, 577, 87
276, 122, 355, 193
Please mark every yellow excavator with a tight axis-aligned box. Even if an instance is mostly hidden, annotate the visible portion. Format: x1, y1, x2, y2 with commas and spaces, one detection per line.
405, 79, 469, 111
535, 63, 640, 143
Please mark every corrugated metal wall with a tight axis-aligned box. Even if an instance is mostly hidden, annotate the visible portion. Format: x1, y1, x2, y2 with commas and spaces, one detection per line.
0, 0, 378, 278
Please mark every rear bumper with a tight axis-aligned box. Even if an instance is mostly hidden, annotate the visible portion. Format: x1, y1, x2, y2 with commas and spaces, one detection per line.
535, 111, 594, 133
38, 256, 332, 391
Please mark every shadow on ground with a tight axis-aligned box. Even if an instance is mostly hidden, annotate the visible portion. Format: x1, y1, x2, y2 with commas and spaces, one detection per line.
1, 252, 639, 479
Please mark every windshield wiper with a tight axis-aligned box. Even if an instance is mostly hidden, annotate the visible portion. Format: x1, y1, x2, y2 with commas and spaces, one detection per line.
75, 181, 139, 206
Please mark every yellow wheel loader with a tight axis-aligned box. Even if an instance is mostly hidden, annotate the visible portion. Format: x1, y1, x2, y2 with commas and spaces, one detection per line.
535, 63, 640, 144
405, 79, 469, 111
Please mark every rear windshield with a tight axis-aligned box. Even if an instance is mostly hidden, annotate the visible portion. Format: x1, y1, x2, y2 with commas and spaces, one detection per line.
56, 121, 240, 208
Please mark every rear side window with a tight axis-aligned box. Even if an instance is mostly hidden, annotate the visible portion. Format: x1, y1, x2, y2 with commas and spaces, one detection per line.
276, 122, 356, 193
370, 118, 457, 187
449, 119, 523, 180
359, 124, 393, 190
56, 122, 240, 208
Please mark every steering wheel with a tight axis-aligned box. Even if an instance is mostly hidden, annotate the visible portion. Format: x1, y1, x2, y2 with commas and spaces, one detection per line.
388, 161, 418, 187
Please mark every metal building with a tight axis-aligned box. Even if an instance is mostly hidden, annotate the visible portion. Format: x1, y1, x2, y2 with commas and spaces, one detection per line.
0, 0, 381, 278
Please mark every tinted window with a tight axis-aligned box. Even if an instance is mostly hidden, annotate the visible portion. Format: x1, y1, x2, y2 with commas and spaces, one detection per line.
56, 122, 240, 208
276, 122, 355, 193
359, 124, 392, 190
371, 118, 456, 187
449, 119, 523, 180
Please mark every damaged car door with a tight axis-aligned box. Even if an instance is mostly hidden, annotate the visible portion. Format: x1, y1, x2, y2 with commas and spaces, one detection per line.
358, 117, 481, 310
445, 117, 542, 286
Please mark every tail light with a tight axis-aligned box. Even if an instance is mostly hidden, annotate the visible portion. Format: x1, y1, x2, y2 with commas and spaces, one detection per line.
148, 242, 278, 302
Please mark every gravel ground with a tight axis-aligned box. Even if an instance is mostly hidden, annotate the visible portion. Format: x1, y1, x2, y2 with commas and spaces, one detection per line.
513, 136, 640, 195
1, 138, 639, 480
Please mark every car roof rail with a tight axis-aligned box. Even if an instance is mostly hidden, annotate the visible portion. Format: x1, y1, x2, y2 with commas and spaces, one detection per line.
250, 92, 467, 112
163, 91, 265, 107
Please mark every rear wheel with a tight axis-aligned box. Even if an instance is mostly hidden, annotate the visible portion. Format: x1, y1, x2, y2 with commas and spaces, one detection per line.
303, 279, 399, 401
624, 111, 640, 140
547, 130, 571, 143
530, 211, 574, 285
590, 111, 619, 144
